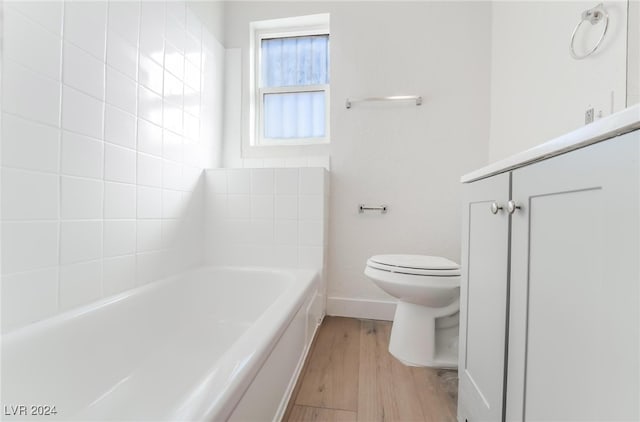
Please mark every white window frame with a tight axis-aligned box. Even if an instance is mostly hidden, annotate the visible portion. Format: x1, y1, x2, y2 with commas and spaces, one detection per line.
251, 18, 330, 147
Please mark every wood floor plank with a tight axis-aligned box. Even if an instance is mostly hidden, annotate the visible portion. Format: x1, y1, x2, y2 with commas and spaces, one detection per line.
410, 367, 458, 422
358, 320, 426, 422
295, 316, 361, 411
285, 316, 459, 422
288, 405, 357, 422
357, 320, 382, 421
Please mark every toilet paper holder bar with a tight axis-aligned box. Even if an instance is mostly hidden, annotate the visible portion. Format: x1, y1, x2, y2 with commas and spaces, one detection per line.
359, 204, 388, 214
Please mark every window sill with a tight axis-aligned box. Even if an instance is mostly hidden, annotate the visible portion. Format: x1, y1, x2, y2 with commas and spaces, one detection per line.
242, 139, 330, 160
254, 139, 330, 148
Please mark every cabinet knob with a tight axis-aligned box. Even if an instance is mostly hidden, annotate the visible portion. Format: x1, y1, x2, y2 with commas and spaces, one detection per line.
490, 202, 503, 214
507, 200, 522, 214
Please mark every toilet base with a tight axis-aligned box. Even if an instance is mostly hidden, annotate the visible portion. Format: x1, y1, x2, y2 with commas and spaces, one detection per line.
388, 301, 459, 368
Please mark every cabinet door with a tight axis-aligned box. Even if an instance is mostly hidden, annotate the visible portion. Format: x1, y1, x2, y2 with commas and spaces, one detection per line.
458, 172, 511, 422
507, 130, 640, 421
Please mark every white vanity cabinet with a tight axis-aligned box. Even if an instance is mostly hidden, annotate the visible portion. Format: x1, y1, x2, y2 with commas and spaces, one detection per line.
458, 129, 640, 422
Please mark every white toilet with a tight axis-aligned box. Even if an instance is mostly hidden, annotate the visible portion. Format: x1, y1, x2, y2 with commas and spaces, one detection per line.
364, 254, 460, 368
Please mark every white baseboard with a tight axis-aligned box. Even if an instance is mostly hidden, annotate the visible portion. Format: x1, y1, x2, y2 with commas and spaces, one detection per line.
326, 296, 396, 321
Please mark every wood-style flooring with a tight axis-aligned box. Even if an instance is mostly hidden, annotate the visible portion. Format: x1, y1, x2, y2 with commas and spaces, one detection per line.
283, 317, 458, 422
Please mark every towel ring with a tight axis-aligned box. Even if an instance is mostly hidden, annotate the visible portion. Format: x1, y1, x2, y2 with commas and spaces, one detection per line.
570, 3, 609, 60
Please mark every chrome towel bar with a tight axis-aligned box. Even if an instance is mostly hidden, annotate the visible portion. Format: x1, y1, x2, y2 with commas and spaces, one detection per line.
345, 96, 422, 109
359, 204, 388, 214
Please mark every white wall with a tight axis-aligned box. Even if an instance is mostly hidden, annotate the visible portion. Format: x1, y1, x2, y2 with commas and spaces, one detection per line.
489, 1, 629, 162
223, 2, 492, 315
0, 0, 225, 332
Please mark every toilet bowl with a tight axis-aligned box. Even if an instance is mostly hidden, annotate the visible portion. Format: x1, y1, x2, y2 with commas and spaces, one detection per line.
364, 254, 460, 368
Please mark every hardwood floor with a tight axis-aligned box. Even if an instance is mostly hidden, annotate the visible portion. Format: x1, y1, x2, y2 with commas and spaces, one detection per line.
283, 317, 458, 422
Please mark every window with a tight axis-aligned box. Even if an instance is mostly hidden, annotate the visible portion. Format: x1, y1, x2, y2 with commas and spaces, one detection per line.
252, 16, 330, 146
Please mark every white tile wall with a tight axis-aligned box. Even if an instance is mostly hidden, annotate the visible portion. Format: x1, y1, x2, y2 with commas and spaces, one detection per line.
228, 195, 252, 220
136, 250, 164, 285
104, 105, 137, 149
1, 222, 59, 274
205, 168, 329, 270
59, 260, 103, 310
137, 220, 162, 252
1, 268, 59, 330
104, 143, 136, 184
104, 221, 136, 257
103, 255, 135, 296
60, 177, 103, 220
276, 195, 298, 220
138, 119, 163, 156
207, 170, 228, 194
105, 68, 138, 114
275, 220, 298, 245
162, 190, 185, 219
139, 55, 164, 95
104, 182, 136, 219
139, 3, 165, 65
61, 131, 104, 179
3, 61, 61, 127
228, 169, 251, 194
251, 196, 274, 219
2, 114, 60, 173
251, 169, 274, 195
8, 1, 63, 36
137, 186, 163, 219
63, 1, 107, 60
62, 86, 104, 139
4, 6, 62, 80
60, 221, 103, 264
63, 41, 105, 99
2, 168, 59, 220
137, 153, 163, 187
1, 0, 221, 333
138, 86, 163, 125
107, 2, 139, 46
106, 30, 138, 79
275, 169, 299, 195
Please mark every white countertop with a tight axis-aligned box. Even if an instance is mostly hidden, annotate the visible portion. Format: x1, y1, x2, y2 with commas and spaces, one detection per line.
461, 104, 640, 183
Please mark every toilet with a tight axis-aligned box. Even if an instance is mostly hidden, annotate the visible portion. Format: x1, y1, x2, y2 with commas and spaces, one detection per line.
364, 254, 461, 368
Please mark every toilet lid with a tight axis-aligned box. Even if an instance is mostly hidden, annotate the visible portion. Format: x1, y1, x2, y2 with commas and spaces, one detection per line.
367, 254, 461, 276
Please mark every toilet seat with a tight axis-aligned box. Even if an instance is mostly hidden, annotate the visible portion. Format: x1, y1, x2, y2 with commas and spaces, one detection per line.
367, 254, 461, 277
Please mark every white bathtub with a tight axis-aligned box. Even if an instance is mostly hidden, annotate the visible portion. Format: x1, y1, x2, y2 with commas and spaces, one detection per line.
1, 267, 323, 421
